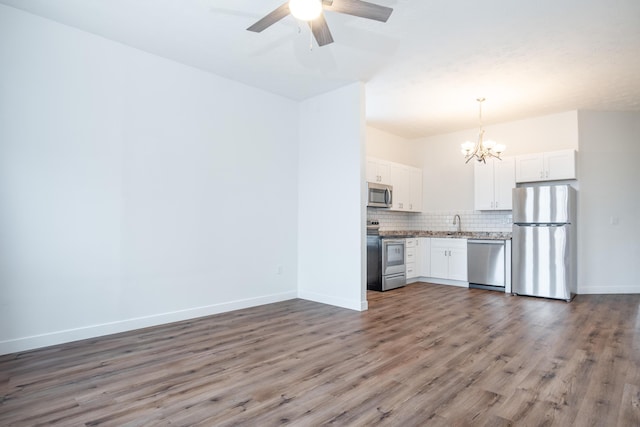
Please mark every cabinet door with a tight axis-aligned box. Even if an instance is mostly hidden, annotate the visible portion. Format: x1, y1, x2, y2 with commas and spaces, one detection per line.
515, 154, 544, 183
409, 167, 423, 212
414, 238, 422, 277
448, 247, 468, 281
366, 158, 392, 184
494, 157, 515, 210
545, 150, 576, 181
474, 161, 495, 210
418, 238, 430, 277
389, 164, 409, 211
366, 158, 380, 183
430, 248, 448, 279
377, 161, 391, 184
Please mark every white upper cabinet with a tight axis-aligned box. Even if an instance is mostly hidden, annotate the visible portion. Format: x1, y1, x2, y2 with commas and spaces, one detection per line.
544, 150, 577, 180
389, 163, 409, 211
515, 149, 576, 183
367, 157, 422, 212
408, 167, 423, 212
366, 158, 391, 184
474, 157, 515, 210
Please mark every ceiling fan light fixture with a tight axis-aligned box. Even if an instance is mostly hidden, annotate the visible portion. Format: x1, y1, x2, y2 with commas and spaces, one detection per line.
289, 0, 323, 21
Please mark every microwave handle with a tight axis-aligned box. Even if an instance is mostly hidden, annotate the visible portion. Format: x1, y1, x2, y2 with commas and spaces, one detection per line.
385, 188, 391, 205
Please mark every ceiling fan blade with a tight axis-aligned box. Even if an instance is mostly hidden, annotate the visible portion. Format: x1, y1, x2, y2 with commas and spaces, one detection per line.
247, 3, 290, 32
325, 0, 393, 22
309, 14, 334, 46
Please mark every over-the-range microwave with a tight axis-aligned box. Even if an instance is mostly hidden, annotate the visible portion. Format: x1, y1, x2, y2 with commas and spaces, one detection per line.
367, 182, 393, 208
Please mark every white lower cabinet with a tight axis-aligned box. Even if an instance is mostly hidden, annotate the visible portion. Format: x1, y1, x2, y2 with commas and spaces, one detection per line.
405, 238, 417, 280
417, 238, 430, 277
429, 238, 468, 282
406, 237, 467, 285
406, 238, 430, 283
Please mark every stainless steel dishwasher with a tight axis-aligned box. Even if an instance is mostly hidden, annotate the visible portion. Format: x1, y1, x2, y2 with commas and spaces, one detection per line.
467, 239, 511, 292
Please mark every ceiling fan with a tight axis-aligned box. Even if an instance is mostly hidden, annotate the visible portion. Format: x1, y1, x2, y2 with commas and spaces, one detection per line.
247, 0, 393, 47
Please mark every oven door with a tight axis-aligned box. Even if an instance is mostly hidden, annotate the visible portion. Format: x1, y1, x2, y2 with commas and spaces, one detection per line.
382, 239, 405, 276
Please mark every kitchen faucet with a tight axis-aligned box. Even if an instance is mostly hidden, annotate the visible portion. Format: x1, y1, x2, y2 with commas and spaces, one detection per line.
453, 214, 461, 233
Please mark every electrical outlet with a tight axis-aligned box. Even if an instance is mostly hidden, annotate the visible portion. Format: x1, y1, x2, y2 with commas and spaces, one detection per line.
610, 216, 619, 226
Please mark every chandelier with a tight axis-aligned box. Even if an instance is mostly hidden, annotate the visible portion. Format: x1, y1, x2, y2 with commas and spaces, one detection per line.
461, 98, 506, 163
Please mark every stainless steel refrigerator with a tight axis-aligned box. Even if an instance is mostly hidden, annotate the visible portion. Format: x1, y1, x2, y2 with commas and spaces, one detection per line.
512, 185, 576, 301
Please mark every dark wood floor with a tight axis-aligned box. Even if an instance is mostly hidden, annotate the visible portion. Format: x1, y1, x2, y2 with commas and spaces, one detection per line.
1, 283, 639, 426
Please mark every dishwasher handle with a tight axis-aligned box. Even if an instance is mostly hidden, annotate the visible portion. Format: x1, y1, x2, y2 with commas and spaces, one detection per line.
468, 239, 506, 245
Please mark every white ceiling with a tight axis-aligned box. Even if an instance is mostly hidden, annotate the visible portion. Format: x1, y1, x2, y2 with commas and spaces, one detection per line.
3, 0, 640, 138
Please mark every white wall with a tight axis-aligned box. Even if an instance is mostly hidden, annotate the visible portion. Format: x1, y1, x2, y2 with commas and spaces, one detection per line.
298, 83, 367, 311
366, 126, 417, 166
0, 5, 300, 354
577, 111, 640, 294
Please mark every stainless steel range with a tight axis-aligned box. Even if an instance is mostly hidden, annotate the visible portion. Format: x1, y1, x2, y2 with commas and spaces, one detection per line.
366, 220, 406, 291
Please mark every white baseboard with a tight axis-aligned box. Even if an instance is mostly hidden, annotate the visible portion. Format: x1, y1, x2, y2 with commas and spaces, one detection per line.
417, 277, 469, 288
0, 291, 297, 356
578, 285, 640, 295
298, 290, 366, 311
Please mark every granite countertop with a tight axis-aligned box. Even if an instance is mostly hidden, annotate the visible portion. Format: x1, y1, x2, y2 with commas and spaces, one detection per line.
379, 230, 512, 240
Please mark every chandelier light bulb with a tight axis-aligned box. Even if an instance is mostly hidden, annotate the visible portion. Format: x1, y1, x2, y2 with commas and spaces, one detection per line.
289, 0, 323, 21
484, 140, 497, 149
461, 141, 474, 156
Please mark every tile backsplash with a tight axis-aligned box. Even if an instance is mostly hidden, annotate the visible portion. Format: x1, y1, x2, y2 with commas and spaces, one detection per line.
367, 208, 513, 233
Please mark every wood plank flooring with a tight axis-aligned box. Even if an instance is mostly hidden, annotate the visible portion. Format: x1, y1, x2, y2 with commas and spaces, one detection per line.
1, 283, 640, 426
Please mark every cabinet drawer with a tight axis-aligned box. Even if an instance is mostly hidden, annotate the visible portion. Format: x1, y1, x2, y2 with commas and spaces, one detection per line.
430, 238, 467, 249
405, 238, 417, 248
406, 247, 416, 263
406, 262, 416, 278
